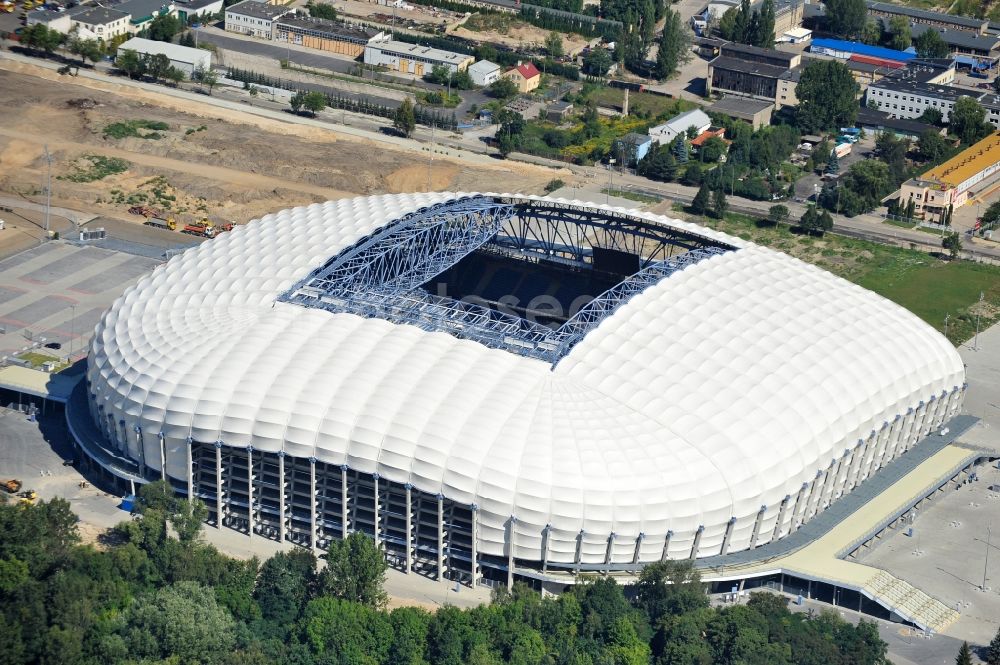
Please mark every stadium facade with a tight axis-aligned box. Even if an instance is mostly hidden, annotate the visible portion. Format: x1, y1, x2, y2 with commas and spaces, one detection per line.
83, 193, 965, 587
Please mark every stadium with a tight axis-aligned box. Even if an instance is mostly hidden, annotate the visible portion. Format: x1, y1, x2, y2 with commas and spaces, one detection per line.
82, 192, 965, 587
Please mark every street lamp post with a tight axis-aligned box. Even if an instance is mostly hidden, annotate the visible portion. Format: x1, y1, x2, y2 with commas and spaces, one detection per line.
69, 304, 76, 359
974, 291, 984, 350
983, 524, 992, 591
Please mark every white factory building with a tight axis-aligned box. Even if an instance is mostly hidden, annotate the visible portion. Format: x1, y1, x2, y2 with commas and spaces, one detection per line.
116, 37, 212, 75
363, 40, 474, 76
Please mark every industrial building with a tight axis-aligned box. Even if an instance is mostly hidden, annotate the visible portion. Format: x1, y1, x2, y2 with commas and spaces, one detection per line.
899, 132, 1000, 219
117, 37, 211, 75
364, 41, 473, 76
810, 37, 914, 64
867, 1, 987, 35
174, 0, 226, 21
81, 192, 964, 590
274, 17, 387, 57
908, 24, 1000, 62
468, 59, 501, 86
707, 95, 774, 128
855, 107, 940, 139
224, 0, 294, 39
116, 0, 176, 32
707, 52, 801, 109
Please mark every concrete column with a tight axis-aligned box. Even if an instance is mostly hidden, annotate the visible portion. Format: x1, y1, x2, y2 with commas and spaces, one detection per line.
881, 416, 902, 464
871, 422, 891, 472
341, 465, 349, 539
185, 436, 194, 503
309, 457, 317, 551
771, 495, 790, 542
405, 484, 413, 575
846, 439, 866, 489
437, 494, 446, 582
215, 441, 224, 529
689, 525, 704, 560
791, 482, 809, 530
604, 532, 616, 567
820, 458, 840, 509
372, 473, 381, 548
246, 446, 254, 540
469, 503, 478, 589
632, 532, 644, 565
506, 516, 516, 589
749, 505, 767, 550
574, 530, 584, 570
541, 524, 551, 572
157, 430, 166, 481
660, 530, 674, 561
898, 408, 916, 455
720, 517, 737, 556
278, 452, 286, 543
134, 426, 145, 478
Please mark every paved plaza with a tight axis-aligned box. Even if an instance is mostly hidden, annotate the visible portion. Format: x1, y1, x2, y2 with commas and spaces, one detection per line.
0, 242, 160, 359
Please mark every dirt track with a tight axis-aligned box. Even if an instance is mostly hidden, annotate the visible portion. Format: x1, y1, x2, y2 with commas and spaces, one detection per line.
0, 61, 557, 255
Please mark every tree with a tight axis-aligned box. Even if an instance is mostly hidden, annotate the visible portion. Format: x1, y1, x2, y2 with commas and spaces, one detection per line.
672, 134, 689, 163
317, 532, 388, 608
943, 231, 962, 258
255, 549, 316, 630
302, 596, 392, 662
307, 0, 337, 19
799, 204, 819, 231
146, 14, 182, 42
495, 108, 525, 158
394, 97, 416, 137
711, 188, 728, 218
545, 31, 564, 57
956, 641, 973, 665
582, 47, 613, 76
68, 36, 102, 65
700, 135, 727, 162
145, 53, 171, 82
887, 15, 911, 51
825, 0, 866, 37
691, 182, 711, 215
916, 129, 950, 161
488, 76, 518, 99
122, 581, 235, 663
718, 7, 740, 41
194, 65, 217, 95
860, 19, 881, 44
179, 31, 195, 47
388, 607, 432, 665
768, 204, 789, 225
826, 149, 840, 174
634, 560, 708, 624
165, 67, 185, 85
755, 0, 775, 47
654, 8, 689, 79
426, 64, 451, 85
302, 90, 326, 116
21, 24, 62, 54
950, 96, 991, 145
637, 145, 677, 181
289, 90, 305, 114
986, 626, 1000, 665
115, 48, 145, 78
919, 106, 944, 126
795, 60, 859, 132
914, 27, 950, 58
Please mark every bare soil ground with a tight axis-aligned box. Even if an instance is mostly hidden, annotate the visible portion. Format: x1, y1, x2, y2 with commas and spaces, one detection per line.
0, 62, 554, 255
452, 20, 590, 54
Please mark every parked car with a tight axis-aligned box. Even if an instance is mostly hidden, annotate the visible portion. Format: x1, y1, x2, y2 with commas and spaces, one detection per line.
44, 342, 61, 349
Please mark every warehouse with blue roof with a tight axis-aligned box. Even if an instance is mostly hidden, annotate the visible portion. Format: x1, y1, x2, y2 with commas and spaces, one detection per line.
810, 38, 916, 63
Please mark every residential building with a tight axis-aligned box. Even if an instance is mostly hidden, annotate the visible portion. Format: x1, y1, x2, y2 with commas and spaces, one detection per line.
899, 132, 1000, 219
648, 109, 712, 145
275, 16, 387, 57
546, 101, 574, 122
855, 107, 941, 139
117, 36, 211, 75
224, 0, 293, 39
116, 0, 176, 32
867, 1, 987, 35
503, 61, 541, 93
690, 127, 727, 150
71, 7, 131, 40
707, 95, 774, 129
612, 133, 653, 166
364, 40, 473, 76
468, 59, 501, 86
25, 8, 73, 31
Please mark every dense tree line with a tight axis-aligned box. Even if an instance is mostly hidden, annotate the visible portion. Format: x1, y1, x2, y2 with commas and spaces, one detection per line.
403, 0, 617, 39
0, 488, 905, 665
718, 0, 775, 48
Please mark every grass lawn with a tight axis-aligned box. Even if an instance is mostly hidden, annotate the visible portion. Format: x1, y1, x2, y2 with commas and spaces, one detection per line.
15, 351, 68, 371
669, 204, 1000, 345
587, 88, 698, 118
601, 188, 662, 204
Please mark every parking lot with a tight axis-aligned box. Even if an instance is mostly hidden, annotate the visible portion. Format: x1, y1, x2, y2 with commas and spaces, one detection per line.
0, 242, 159, 359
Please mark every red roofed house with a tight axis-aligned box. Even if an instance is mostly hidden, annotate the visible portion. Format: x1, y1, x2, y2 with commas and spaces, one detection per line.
690, 127, 727, 148
503, 61, 541, 93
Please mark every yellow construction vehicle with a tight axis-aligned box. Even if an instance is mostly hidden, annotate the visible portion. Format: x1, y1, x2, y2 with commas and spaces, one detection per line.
2, 479, 21, 494
17, 490, 37, 505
